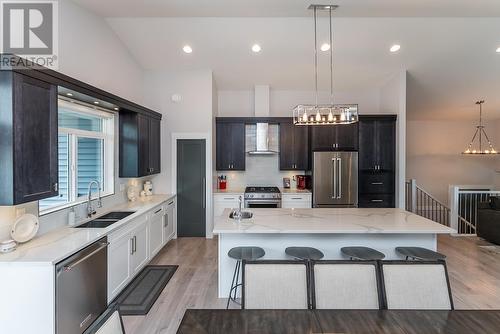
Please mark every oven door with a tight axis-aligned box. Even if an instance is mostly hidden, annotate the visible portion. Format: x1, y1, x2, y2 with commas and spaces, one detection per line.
245, 199, 281, 208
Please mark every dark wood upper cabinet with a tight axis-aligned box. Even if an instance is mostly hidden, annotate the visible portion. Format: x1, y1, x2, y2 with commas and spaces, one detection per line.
358, 116, 396, 172
119, 111, 161, 178
279, 119, 309, 170
0, 72, 58, 205
216, 121, 245, 171
310, 123, 358, 151
358, 115, 397, 208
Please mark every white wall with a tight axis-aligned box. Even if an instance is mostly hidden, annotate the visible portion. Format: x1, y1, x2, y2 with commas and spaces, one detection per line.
380, 71, 407, 209
218, 89, 381, 117
0, 1, 147, 240
144, 69, 215, 237
58, 1, 144, 104
407, 119, 500, 204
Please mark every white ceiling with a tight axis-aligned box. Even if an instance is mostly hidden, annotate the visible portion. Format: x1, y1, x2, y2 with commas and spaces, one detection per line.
73, 0, 500, 18
71, 1, 500, 121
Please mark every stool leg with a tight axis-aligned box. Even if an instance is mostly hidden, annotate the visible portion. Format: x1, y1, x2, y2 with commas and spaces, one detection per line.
226, 260, 239, 309
233, 260, 241, 303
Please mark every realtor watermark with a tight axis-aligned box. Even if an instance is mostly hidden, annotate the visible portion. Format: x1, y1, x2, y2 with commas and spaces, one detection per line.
0, 0, 58, 69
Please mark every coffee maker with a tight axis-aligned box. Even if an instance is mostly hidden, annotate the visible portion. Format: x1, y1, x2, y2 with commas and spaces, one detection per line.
296, 175, 311, 190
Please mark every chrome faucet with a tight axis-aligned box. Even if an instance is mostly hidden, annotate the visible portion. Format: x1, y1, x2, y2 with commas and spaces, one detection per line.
235, 195, 243, 220
87, 180, 102, 218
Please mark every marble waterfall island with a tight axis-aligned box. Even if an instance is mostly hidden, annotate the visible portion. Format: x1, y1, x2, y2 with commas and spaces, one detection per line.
213, 208, 456, 298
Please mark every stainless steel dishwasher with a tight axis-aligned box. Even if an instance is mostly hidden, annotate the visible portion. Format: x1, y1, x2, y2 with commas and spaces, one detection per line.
55, 237, 108, 334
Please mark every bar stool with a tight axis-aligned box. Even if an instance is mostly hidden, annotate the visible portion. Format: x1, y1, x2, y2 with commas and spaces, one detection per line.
395, 247, 446, 261
285, 247, 324, 261
226, 246, 265, 309
341, 246, 385, 260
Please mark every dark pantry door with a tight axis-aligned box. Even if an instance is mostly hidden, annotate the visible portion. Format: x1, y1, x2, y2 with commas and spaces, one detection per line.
177, 139, 206, 237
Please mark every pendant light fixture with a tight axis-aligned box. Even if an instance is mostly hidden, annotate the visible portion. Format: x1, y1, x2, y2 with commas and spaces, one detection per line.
462, 100, 498, 154
293, 4, 358, 126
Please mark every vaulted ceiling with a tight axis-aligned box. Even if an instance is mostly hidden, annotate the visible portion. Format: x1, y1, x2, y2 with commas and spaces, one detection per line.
72, 1, 500, 121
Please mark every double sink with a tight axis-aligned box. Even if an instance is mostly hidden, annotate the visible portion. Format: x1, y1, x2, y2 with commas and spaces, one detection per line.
75, 211, 135, 228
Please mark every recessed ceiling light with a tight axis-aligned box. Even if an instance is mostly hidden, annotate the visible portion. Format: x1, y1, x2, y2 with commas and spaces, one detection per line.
66, 92, 73, 97
390, 44, 401, 53
252, 44, 262, 53
320, 43, 330, 52
94, 101, 99, 105
114, 107, 119, 111
496, 47, 500, 53
183, 45, 193, 54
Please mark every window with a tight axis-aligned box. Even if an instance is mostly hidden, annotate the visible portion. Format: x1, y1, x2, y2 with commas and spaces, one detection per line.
39, 99, 115, 213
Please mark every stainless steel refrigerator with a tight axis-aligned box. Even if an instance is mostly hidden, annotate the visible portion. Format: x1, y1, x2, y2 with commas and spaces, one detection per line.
312, 151, 358, 207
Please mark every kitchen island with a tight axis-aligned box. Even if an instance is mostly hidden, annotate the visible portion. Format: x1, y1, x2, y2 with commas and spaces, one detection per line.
213, 208, 456, 298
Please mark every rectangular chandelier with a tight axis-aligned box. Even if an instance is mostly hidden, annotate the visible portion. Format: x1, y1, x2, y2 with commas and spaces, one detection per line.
293, 104, 359, 125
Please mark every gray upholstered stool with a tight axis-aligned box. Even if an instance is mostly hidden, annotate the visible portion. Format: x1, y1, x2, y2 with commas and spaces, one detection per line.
395, 247, 446, 261
226, 246, 265, 309
285, 247, 324, 261
341, 246, 386, 260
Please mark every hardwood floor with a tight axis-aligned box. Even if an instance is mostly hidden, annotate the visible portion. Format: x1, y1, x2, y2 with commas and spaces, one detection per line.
123, 235, 500, 334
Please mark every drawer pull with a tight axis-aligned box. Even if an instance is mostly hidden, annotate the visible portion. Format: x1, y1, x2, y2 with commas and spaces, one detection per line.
371, 199, 384, 202
290, 197, 303, 200
154, 208, 162, 214
371, 182, 384, 185
168, 201, 174, 205
223, 198, 235, 200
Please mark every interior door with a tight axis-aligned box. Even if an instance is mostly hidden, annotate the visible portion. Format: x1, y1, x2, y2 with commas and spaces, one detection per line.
177, 139, 206, 237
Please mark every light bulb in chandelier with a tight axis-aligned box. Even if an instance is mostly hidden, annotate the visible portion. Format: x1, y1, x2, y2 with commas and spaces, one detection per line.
328, 111, 334, 122
340, 111, 346, 122
302, 111, 308, 122
315, 111, 322, 122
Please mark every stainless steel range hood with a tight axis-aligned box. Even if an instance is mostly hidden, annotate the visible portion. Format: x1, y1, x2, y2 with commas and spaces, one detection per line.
246, 85, 278, 155
247, 123, 277, 155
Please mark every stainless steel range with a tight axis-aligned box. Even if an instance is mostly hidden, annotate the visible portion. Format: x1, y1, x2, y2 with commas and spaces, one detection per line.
244, 186, 281, 208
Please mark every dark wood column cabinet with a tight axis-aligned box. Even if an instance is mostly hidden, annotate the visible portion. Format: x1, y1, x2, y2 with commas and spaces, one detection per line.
216, 121, 245, 171
358, 115, 397, 208
310, 123, 358, 151
279, 119, 309, 170
0, 71, 59, 205
119, 111, 162, 177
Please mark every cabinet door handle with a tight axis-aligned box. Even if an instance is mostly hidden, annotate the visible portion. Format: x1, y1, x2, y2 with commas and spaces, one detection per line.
130, 238, 134, 255
133, 236, 137, 253
223, 197, 235, 200
371, 199, 384, 202
164, 214, 168, 227
371, 182, 383, 185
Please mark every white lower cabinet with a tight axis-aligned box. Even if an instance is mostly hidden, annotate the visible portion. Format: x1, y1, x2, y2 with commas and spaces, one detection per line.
214, 194, 243, 217
149, 206, 165, 257
108, 197, 177, 302
130, 219, 149, 275
108, 228, 132, 301
163, 199, 176, 244
282, 193, 312, 208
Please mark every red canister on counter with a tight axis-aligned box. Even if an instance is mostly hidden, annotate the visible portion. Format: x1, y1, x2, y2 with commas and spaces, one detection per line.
218, 175, 227, 189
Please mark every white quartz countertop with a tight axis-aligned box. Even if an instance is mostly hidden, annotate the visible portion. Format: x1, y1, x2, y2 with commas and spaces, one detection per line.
0, 194, 176, 265
213, 188, 245, 195
213, 208, 456, 234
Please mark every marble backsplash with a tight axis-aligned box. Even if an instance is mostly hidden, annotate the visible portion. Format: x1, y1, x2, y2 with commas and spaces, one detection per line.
217, 154, 305, 189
